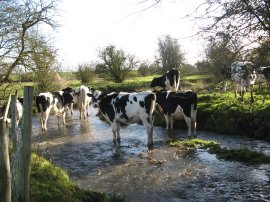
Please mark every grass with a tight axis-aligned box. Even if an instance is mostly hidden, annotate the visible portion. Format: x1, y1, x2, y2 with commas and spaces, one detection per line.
31, 153, 126, 202
168, 138, 270, 164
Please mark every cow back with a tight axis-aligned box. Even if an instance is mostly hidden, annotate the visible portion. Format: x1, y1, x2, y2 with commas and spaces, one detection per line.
36, 95, 51, 113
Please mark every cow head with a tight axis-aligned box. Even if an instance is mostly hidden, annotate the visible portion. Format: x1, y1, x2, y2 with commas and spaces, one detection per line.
63, 92, 74, 104
247, 69, 257, 85
87, 90, 105, 107
150, 77, 158, 87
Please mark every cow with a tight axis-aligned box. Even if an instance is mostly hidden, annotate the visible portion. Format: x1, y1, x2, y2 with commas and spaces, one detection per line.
75, 85, 92, 119
257, 66, 270, 90
154, 90, 197, 138
62, 87, 75, 115
0, 98, 23, 128
231, 61, 257, 103
150, 68, 180, 91
90, 91, 156, 148
35, 91, 74, 131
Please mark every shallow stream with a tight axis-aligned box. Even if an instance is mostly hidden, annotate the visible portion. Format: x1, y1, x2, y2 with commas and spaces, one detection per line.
32, 106, 270, 201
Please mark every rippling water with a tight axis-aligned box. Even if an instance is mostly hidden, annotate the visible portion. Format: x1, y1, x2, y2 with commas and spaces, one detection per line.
32, 106, 270, 202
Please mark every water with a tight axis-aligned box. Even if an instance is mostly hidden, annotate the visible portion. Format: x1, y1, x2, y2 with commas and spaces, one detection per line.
32, 106, 270, 202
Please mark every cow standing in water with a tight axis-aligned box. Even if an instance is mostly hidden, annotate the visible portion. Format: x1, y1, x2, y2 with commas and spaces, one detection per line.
231, 61, 257, 103
62, 87, 75, 115
150, 68, 180, 91
154, 90, 197, 138
35, 91, 74, 131
91, 91, 156, 148
75, 85, 92, 119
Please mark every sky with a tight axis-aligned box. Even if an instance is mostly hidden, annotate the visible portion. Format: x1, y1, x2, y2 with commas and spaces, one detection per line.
53, 0, 206, 70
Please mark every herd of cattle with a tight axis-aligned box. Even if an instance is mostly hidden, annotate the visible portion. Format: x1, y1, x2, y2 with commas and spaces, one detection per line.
1, 61, 269, 147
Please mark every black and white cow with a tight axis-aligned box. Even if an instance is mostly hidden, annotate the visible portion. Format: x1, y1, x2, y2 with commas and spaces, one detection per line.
91, 91, 156, 147
75, 85, 92, 119
231, 61, 257, 103
0, 98, 23, 128
150, 68, 180, 91
62, 87, 75, 115
35, 91, 74, 131
154, 90, 197, 138
257, 66, 270, 90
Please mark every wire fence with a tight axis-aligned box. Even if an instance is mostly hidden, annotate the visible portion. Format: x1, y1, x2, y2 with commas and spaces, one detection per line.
0, 86, 33, 202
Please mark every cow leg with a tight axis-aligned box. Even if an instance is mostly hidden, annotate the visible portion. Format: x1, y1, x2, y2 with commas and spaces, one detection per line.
142, 118, 154, 148
164, 115, 170, 130
79, 108, 82, 119
183, 116, 192, 138
70, 103, 73, 115
44, 114, 49, 131
250, 85, 254, 104
111, 121, 120, 145
169, 116, 174, 129
234, 82, 237, 98
62, 111, 66, 125
190, 104, 197, 138
39, 115, 44, 131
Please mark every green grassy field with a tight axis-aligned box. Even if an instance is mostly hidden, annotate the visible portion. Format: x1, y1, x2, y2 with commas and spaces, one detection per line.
3, 72, 270, 201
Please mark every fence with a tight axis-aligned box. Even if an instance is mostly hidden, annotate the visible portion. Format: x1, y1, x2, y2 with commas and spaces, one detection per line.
0, 86, 33, 202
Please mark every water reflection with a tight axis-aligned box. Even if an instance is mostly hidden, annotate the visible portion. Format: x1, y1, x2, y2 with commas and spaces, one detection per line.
32, 106, 270, 202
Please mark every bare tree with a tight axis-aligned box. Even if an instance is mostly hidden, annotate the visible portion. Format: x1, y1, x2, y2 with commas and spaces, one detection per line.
0, 0, 59, 86
143, 0, 269, 42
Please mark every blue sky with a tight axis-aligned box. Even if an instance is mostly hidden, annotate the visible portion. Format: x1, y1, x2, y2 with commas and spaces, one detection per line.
53, 0, 205, 69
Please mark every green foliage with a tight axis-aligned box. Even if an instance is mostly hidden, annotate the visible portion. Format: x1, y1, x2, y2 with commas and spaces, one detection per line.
34, 70, 67, 94
97, 45, 137, 83
168, 138, 270, 164
157, 35, 185, 72
76, 63, 97, 84
196, 88, 270, 141
209, 147, 270, 164
31, 153, 126, 202
168, 138, 218, 149
137, 62, 152, 76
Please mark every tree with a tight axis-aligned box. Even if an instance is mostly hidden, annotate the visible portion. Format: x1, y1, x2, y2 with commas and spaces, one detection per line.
97, 45, 138, 83
156, 35, 185, 73
205, 32, 241, 81
195, 0, 270, 44
246, 39, 270, 67
26, 33, 65, 93
138, 61, 152, 76
144, 0, 270, 47
0, 0, 58, 86
76, 63, 97, 84
204, 32, 241, 91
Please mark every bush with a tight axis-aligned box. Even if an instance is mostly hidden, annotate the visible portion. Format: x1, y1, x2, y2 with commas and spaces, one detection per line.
34, 70, 67, 94
76, 64, 97, 84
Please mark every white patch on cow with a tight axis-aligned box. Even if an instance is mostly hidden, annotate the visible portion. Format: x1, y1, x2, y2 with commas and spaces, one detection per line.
75, 85, 92, 119
164, 77, 171, 90
171, 105, 185, 119
98, 91, 156, 147
231, 61, 257, 102
36, 91, 69, 131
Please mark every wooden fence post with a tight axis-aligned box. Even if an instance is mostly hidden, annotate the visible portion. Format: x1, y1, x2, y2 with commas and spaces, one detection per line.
0, 95, 12, 202
19, 86, 33, 202
10, 94, 17, 141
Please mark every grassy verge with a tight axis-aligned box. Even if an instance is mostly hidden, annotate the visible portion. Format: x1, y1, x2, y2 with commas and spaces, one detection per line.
167, 138, 270, 164
31, 153, 126, 202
